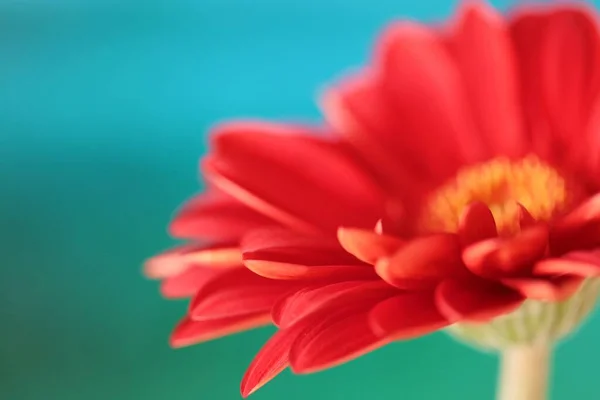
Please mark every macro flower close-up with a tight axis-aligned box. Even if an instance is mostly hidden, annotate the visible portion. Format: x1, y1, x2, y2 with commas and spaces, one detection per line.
147, 1, 600, 399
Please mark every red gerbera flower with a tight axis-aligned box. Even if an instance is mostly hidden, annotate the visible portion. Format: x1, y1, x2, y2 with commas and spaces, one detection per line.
148, 1, 600, 398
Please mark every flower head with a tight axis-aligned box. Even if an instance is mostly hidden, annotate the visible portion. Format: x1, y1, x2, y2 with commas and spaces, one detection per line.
148, 1, 600, 397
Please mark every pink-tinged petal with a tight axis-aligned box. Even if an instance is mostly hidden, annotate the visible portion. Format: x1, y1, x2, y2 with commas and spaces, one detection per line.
374, 211, 410, 237
203, 122, 385, 233
144, 246, 194, 279
170, 191, 274, 241
376, 22, 484, 171
501, 276, 584, 302
337, 227, 404, 264
160, 266, 228, 299
458, 202, 498, 246
374, 219, 384, 235
288, 287, 397, 374
462, 226, 549, 277
373, 215, 415, 238
435, 278, 524, 323
447, 2, 525, 157
369, 292, 449, 339
240, 323, 306, 398
190, 268, 299, 320
170, 313, 270, 348
242, 228, 376, 280
272, 281, 393, 328
375, 234, 468, 289
534, 250, 600, 277
144, 243, 242, 279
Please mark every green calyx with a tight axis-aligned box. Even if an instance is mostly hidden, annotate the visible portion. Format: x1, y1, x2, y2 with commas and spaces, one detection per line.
446, 279, 600, 350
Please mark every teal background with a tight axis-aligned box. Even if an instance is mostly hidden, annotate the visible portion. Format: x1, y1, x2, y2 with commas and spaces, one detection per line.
2, 1, 600, 399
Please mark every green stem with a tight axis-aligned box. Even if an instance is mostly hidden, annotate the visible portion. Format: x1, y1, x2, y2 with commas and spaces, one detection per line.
496, 342, 552, 400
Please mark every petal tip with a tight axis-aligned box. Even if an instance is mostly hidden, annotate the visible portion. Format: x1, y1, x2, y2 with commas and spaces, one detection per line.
169, 329, 190, 349
143, 254, 181, 279
459, 202, 497, 245
239, 381, 255, 398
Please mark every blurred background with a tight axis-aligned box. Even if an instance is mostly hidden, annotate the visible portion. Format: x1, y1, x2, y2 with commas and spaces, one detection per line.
2, 0, 600, 399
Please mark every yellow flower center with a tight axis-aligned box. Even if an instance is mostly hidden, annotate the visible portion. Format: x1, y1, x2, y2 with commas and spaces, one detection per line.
420, 156, 579, 235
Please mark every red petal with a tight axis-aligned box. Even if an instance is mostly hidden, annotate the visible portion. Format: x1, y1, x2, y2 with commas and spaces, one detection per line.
243, 228, 363, 265
534, 250, 600, 277
550, 194, 600, 254
375, 234, 468, 289
240, 323, 305, 398
375, 211, 409, 237
189, 267, 298, 320
337, 227, 404, 264
272, 281, 393, 328
375, 22, 484, 172
369, 292, 448, 339
518, 204, 537, 229
243, 282, 397, 394
321, 77, 432, 199
144, 243, 241, 279
501, 276, 583, 302
462, 226, 549, 277
170, 313, 270, 348
555, 193, 600, 228
435, 278, 524, 323
511, 5, 600, 165
203, 122, 385, 233
290, 311, 389, 374
587, 98, 600, 184
458, 202, 498, 246
540, 7, 600, 141
288, 288, 397, 374
242, 228, 375, 280
160, 266, 227, 299
447, 2, 525, 157
244, 259, 375, 281
170, 191, 274, 241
